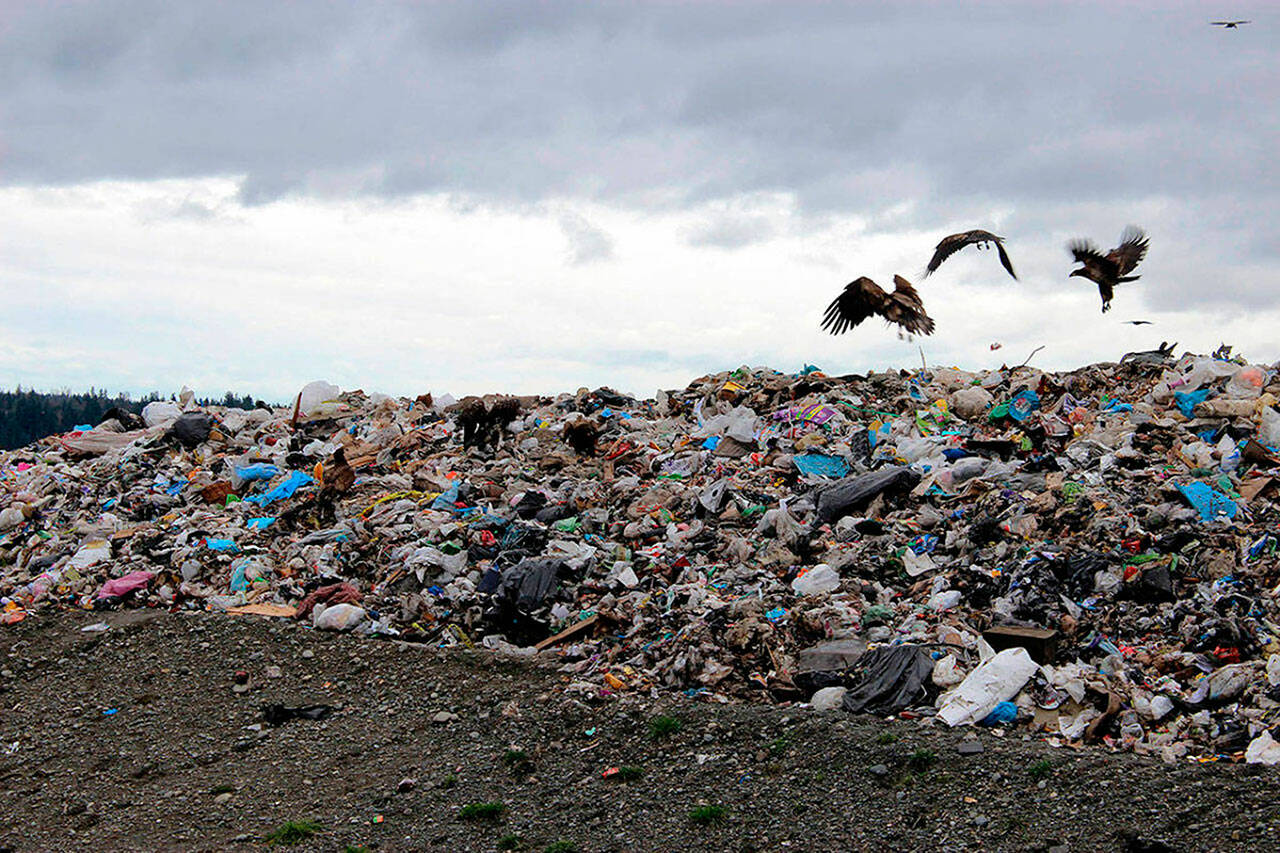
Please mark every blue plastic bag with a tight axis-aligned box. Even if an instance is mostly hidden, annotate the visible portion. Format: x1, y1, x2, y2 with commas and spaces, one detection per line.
979, 701, 1018, 726
205, 538, 239, 553
1174, 389, 1212, 418
236, 463, 281, 483
1008, 389, 1040, 422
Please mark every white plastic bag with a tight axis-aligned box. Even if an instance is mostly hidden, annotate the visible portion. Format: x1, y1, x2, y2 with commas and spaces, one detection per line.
938, 647, 1039, 726
142, 401, 182, 427
1245, 730, 1280, 765
792, 564, 840, 596
297, 380, 343, 417
313, 602, 368, 631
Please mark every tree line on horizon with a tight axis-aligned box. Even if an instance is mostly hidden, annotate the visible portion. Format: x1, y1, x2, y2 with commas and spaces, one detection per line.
0, 387, 262, 451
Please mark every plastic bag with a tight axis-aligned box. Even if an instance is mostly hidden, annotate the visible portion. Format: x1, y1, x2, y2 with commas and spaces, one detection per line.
297, 380, 343, 417
938, 647, 1039, 726
313, 602, 368, 631
792, 564, 840, 596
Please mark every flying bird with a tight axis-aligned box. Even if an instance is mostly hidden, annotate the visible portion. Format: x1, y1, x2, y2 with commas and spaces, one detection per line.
1123, 320, 1153, 326
1068, 226, 1150, 313
821, 275, 935, 338
1211, 20, 1250, 28
924, 230, 1017, 280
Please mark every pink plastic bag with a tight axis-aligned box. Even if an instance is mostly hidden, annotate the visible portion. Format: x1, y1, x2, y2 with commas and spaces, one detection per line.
97, 570, 155, 599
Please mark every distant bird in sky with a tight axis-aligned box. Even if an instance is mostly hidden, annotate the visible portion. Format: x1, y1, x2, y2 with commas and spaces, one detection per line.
1211, 20, 1250, 28
821, 275, 935, 338
1123, 320, 1153, 325
923, 230, 1018, 280
1068, 226, 1150, 313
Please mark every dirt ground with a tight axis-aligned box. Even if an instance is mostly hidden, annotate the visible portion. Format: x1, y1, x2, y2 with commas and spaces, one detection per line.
0, 610, 1275, 852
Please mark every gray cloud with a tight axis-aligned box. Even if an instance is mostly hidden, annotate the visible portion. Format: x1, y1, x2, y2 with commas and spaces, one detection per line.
683, 212, 778, 249
0, 0, 1276, 315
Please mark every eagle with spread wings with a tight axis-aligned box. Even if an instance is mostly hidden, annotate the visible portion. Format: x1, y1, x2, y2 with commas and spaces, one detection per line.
821, 275, 935, 338
1068, 226, 1149, 313
924, 229, 1018, 280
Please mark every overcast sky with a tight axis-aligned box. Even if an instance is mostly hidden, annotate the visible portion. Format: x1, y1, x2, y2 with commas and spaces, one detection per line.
1, 1, 1276, 401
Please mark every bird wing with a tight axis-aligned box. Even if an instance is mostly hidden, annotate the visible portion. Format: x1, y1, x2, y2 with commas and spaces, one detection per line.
1109, 226, 1149, 274
925, 230, 993, 276
821, 277, 887, 335
886, 275, 936, 335
994, 241, 1018, 280
1068, 238, 1115, 278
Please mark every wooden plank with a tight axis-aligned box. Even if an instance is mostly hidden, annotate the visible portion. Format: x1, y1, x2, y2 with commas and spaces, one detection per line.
534, 614, 601, 651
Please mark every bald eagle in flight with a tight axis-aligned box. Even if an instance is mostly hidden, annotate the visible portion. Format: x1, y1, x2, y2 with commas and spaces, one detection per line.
821, 275, 935, 338
1068, 226, 1149, 313
924, 230, 1017, 280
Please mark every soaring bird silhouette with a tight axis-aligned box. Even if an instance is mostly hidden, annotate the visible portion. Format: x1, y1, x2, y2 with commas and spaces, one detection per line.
1068, 226, 1149, 313
1123, 320, 1153, 326
821, 275, 935, 338
924, 230, 1017, 280
1211, 20, 1250, 28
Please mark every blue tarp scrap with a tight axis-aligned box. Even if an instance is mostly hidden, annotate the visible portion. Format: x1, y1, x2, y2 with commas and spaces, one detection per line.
793, 453, 850, 479
702, 436, 722, 450
245, 470, 314, 506
1177, 481, 1237, 521
1174, 388, 1212, 418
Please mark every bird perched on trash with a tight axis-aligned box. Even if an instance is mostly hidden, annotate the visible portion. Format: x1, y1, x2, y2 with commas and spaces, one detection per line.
821, 275, 935, 338
1211, 19, 1250, 28
923, 230, 1017, 280
1067, 226, 1149, 312
563, 418, 601, 455
316, 446, 355, 502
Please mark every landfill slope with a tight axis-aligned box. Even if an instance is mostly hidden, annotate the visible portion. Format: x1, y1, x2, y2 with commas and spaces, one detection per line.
1, 610, 1276, 853
3, 353, 1280, 770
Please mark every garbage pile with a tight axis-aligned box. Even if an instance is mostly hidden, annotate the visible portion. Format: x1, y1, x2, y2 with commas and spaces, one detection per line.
5, 352, 1280, 764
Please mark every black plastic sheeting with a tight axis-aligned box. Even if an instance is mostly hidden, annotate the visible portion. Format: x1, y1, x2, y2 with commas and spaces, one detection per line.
841, 644, 935, 715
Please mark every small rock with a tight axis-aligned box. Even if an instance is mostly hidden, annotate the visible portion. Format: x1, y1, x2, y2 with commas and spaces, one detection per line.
973, 815, 989, 827
213, 792, 232, 805
869, 764, 889, 777
958, 740, 984, 755
432, 711, 456, 724
397, 778, 416, 793
265, 665, 282, 679
301, 649, 315, 659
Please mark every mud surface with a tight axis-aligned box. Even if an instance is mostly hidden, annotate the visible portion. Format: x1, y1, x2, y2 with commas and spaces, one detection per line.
0, 612, 1275, 852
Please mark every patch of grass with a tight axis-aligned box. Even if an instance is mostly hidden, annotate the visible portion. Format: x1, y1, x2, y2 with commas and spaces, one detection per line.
874, 731, 898, 745
343, 846, 370, 853
497, 834, 521, 851
907, 748, 936, 773
208, 783, 234, 795
648, 714, 683, 740
265, 819, 324, 846
617, 765, 645, 781
544, 842, 578, 853
1028, 758, 1053, 780
689, 804, 728, 825
458, 802, 506, 822
441, 773, 458, 789
503, 748, 535, 776
767, 734, 791, 756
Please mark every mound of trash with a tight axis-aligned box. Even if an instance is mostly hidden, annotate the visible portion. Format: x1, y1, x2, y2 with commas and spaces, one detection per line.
5, 349, 1280, 764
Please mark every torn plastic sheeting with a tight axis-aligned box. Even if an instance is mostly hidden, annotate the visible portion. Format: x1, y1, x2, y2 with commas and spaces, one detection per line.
1008, 388, 1040, 422
1177, 482, 1237, 522
815, 467, 920, 523
840, 644, 935, 715
235, 464, 280, 482
245, 470, 314, 506
793, 453, 849, 479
